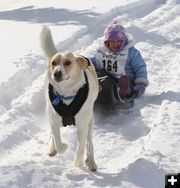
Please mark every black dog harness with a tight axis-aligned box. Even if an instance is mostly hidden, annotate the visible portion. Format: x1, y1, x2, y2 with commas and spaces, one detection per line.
48, 71, 89, 127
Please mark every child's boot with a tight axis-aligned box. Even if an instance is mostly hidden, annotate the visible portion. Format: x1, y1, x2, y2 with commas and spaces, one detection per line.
118, 75, 131, 98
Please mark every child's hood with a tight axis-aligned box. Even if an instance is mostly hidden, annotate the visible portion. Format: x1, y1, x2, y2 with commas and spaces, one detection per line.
122, 33, 135, 50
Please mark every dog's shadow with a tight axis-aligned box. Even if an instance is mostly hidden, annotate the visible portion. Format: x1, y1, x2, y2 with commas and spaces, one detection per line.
65, 158, 166, 188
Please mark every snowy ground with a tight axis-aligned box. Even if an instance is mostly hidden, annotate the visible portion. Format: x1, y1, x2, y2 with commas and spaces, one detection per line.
0, 0, 180, 188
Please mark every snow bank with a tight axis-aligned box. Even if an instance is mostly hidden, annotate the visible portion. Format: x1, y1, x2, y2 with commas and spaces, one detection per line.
0, 0, 180, 188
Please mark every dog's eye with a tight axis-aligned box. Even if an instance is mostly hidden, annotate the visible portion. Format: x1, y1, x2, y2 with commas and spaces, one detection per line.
51, 61, 57, 66
64, 61, 71, 66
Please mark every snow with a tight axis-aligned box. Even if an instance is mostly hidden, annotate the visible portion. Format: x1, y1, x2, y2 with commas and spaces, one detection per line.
0, 0, 180, 188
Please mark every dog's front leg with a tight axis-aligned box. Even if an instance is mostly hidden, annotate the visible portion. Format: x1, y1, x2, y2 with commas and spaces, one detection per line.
48, 133, 57, 156
85, 116, 97, 172
50, 121, 68, 155
74, 125, 88, 168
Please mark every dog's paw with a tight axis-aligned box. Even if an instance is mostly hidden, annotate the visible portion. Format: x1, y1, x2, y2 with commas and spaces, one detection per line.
57, 143, 68, 154
48, 149, 57, 157
85, 158, 97, 172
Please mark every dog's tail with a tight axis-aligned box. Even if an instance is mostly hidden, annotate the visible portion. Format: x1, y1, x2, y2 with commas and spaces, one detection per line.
40, 26, 57, 59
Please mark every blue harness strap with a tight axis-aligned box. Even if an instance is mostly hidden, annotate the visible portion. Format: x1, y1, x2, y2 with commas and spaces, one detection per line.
52, 93, 76, 106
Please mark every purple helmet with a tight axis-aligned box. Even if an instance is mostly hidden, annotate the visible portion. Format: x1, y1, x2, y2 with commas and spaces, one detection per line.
104, 22, 127, 50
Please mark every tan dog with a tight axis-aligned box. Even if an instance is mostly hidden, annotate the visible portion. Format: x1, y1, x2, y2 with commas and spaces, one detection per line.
40, 26, 98, 171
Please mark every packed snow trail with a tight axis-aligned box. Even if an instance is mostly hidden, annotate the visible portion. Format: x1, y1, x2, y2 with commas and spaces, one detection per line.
0, 0, 180, 188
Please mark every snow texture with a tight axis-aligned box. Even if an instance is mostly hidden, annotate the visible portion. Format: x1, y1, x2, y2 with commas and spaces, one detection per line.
0, 0, 180, 188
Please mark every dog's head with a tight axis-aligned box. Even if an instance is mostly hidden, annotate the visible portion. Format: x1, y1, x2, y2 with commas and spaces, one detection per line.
48, 52, 88, 83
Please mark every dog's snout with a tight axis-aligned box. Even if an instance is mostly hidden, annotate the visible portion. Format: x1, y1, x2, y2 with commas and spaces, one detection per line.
54, 70, 62, 81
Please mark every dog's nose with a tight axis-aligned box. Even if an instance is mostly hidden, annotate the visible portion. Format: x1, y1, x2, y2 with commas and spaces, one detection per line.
54, 71, 62, 81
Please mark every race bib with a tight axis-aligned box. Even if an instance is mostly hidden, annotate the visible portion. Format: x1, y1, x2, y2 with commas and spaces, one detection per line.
96, 48, 127, 78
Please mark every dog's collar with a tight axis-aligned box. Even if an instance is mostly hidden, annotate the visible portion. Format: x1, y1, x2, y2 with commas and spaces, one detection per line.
52, 92, 76, 106
48, 71, 89, 127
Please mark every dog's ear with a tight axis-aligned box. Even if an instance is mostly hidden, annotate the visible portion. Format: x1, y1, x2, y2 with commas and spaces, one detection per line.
76, 56, 88, 70
48, 57, 53, 69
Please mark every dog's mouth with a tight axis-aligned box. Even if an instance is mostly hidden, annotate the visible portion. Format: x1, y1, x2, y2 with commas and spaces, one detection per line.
53, 70, 69, 83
